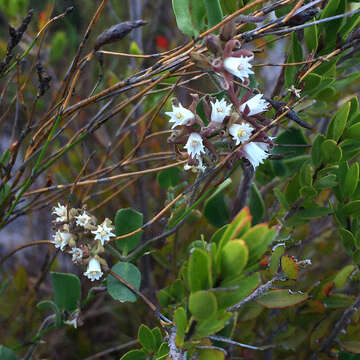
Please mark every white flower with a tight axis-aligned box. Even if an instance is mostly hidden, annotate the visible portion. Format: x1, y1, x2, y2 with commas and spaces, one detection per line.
229, 123, 254, 145
68, 247, 83, 263
51, 230, 73, 251
64, 318, 78, 328
240, 94, 269, 116
165, 103, 194, 129
223, 56, 254, 82
210, 98, 232, 123
91, 219, 115, 245
52, 203, 68, 223
75, 212, 92, 228
243, 142, 270, 169
184, 133, 205, 159
184, 157, 206, 173
84, 258, 103, 281
289, 85, 301, 98
64, 310, 80, 329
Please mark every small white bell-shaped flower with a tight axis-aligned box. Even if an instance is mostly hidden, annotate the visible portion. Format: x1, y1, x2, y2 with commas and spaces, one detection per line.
91, 218, 115, 245
52, 203, 68, 223
240, 94, 269, 116
223, 55, 254, 82
243, 142, 270, 169
52, 230, 73, 251
68, 247, 83, 263
84, 258, 103, 281
229, 123, 254, 145
210, 98, 232, 123
165, 103, 194, 129
184, 133, 205, 159
75, 212, 92, 228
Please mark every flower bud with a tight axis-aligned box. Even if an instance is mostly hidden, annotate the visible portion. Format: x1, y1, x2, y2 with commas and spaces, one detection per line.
220, 20, 236, 42
205, 35, 222, 56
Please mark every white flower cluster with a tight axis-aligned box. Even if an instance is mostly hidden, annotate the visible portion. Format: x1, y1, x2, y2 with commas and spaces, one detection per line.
51, 204, 116, 282
165, 92, 270, 170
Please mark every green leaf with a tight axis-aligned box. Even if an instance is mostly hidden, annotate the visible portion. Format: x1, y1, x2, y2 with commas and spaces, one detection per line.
218, 207, 251, 250
138, 324, 156, 352
285, 174, 301, 205
270, 245, 285, 275
321, 139, 342, 164
304, 19, 318, 52
191, 0, 206, 33
0, 182, 11, 209
221, 240, 248, 280
0, 345, 17, 360
339, 228, 357, 255
343, 201, 360, 217
189, 290, 217, 320
152, 327, 162, 351
129, 41, 142, 55
157, 167, 181, 190
323, 294, 355, 308
343, 163, 359, 198
195, 310, 231, 338
50, 272, 81, 312
319, 0, 341, 44
340, 341, 360, 355
220, 0, 236, 14
215, 272, 260, 309
36, 300, 62, 328
120, 349, 147, 360
50, 31, 67, 63
303, 73, 322, 94
274, 187, 289, 210
344, 123, 360, 139
198, 349, 225, 360
326, 102, 350, 142
306, 76, 335, 98
107, 262, 141, 303
334, 265, 356, 289
273, 127, 308, 157
299, 163, 313, 187
210, 225, 227, 246
285, 32, 303, 87
296, 206, 333, 219
281, 255, 298, 280
0, 150, 10, 165
299, 185, 318, 200
257, 289, 308, 308
203, 0, 223, 32
203, 180, 230, 227
188, 248, 212, 292
154, 343, 169, 360
172, 0, 197, 36
249, 184, 265, 225
242, 225, 275, 265
340, 139, 360, 161
115, 208, 143, 253
314, 174, 338, 190
174, 307, 187, 346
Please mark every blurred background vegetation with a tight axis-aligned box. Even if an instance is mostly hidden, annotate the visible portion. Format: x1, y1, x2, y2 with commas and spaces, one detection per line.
1, 0, 360, 359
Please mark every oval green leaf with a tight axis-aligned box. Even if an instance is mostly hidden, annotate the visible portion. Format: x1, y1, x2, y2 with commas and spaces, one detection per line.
220, 240, 248, 280
189, 290, 217, 320
188, 248, 212, 292
50, 272, 81, 312
138, 324, 156, 352
257, 289, 308, 308
107, 262, 141, 303
115, 208, 143, 252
